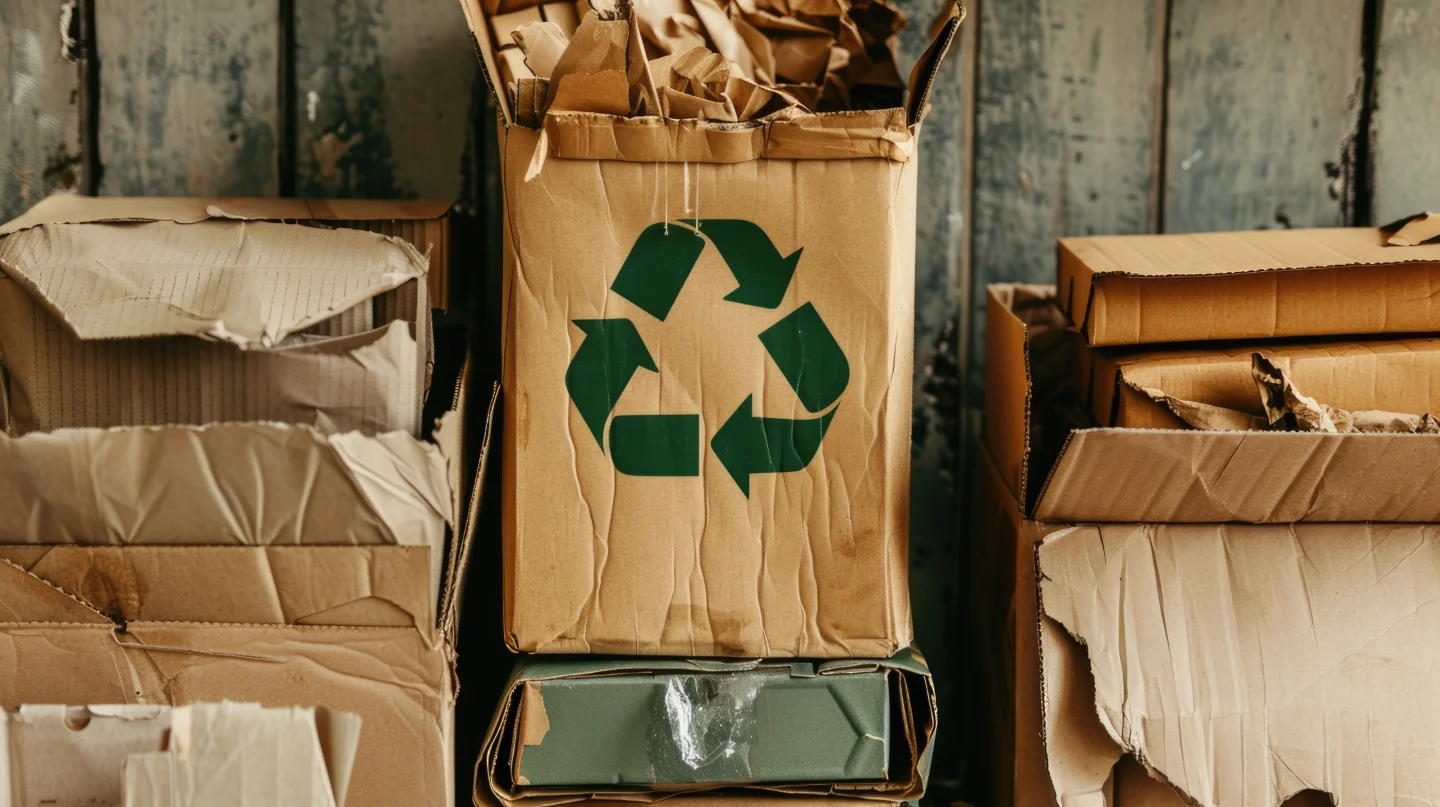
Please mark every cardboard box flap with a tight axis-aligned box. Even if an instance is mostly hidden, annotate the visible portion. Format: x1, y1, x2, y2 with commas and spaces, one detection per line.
1384, 210, 1440, 246
0, 216, 427, 348
1038, 523, 1440, 807
0, 559, 114, 625
0, 546, 435, 628
1057, 226, 1440, 346
904, 1, 964, 126
1034, 428, 1440, 523
0, 423, 450, 555
478, 652, 935, 806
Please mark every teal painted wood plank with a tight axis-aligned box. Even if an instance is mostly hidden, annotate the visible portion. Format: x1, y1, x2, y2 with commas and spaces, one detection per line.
1371, 0, 1440, 225
96, 0, 280, 195
1, 0, 82, 220
294, 0, 481, 199
1164, 0, 1364, 231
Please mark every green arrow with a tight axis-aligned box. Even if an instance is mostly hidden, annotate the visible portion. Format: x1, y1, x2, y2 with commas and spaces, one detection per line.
610, 414, 700, 476
711, 395, 836, 496
564, 319, 657, 446
610, 223, 707, 321
682, 219, 801, 309
758, 302, 850, 413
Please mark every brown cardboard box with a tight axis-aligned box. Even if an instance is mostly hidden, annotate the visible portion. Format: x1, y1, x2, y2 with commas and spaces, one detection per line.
0, 196, 434, 437
0, 365, 498, 807
1089, 337, 1440, 430
3, 703, 361, 807
458, 0, 963, 658
981, 283, 1440, 806
1058, 225, 1440, 347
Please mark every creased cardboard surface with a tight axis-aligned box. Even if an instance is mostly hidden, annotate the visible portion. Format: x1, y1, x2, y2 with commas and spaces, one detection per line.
0, 275, 422, 436
1039, 523, 1440, 807
0, 423, 449, 558
1058, 227, 1440, 346
0, 623, 452, 807
0, 219, 425, 347
0, 546, 435, 628
501, 125, 914, 658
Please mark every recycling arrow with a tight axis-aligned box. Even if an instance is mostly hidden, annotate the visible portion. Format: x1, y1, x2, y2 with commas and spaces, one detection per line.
564, 319, 657, 445
759, 302, 850, 413
711, 395, 837, 496
610, 219, 802, 320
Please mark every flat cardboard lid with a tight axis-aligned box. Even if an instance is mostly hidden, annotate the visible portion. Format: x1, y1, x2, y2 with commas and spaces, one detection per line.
0, 195, 452, 234
0, 197, 429, 348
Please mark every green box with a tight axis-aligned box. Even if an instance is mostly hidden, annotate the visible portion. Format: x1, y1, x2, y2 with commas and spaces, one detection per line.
475, 650, 937, 806
515, 664, 889, 786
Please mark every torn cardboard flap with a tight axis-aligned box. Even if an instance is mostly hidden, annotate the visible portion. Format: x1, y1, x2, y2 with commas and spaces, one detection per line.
0, 218, 427, 348
1039, 522, 1440, 807
1385, 210, 1440, 246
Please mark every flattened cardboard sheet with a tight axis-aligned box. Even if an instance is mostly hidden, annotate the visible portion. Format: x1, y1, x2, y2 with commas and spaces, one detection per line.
1058, 226, 1440, 346
0, 546, 435, 628
1040, 523, 1440, 807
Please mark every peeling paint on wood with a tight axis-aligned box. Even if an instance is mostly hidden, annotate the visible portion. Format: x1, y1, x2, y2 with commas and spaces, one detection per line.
1, 0, 82, 221
294, 0, 480, 199
96, 0, 280, 196
1371, 0, 1440, 225
1164, 0, 1364, 232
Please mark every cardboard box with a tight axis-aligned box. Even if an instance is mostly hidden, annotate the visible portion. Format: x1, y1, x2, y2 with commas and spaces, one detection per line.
457, 0, 964, 658
476, 651, 936, 805
2, 702, 360, 807
1058, 224, 1440, 347
979, 283, 1440, 806
0, 365, 499, 807
1090, 337, 1440, 430
0, 196, 434, 437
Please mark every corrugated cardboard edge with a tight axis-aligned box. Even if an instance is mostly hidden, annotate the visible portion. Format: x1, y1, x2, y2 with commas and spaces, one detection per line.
0, 195, 453, 236
455, 0, 965, 161
475, 651, 936, 806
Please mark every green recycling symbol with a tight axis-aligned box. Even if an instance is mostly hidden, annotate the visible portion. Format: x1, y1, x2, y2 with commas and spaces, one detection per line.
564, 219, 850, 496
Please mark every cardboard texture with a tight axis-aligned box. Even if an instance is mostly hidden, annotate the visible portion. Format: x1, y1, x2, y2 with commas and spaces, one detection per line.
476, 651, 937, 805
986, 284, 1440, 524
1, 703, 361, 807
0, 194, 455, 307
455, 1, 963, 658
0, 362, 501, 807
1091, 337, 1440, 430
1039, 522, 1440, 807
0, 196, 432, 436
1057, 225, 1440, 346
510, 664, 890, 786
982, 280, 1440, 805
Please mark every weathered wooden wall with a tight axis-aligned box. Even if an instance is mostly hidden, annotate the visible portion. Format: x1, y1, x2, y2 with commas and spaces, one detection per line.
2, 0, 1438, 803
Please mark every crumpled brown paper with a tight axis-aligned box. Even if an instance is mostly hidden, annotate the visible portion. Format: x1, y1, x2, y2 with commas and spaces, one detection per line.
506, 0, 906, 126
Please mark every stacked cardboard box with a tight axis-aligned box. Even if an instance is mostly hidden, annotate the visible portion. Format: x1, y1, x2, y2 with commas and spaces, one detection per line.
977, 217, 1440, 806
0, 196, 493, 807
455, 0, 962, 802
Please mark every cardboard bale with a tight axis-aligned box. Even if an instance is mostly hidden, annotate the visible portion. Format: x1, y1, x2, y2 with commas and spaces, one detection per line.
1, 703, 360, 807
476, 651, 936, 805
0, 362, 498, 807
457, 0, 964, 658
1058, 224, 1440, 347
979, 282, 1440, 806
0, 196, 435, 437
